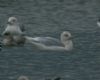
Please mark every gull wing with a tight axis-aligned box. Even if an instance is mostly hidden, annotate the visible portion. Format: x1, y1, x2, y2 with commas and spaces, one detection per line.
25, 36, 62, 46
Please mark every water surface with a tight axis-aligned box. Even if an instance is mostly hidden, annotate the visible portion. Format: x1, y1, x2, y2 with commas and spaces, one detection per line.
0, 0, 99, 80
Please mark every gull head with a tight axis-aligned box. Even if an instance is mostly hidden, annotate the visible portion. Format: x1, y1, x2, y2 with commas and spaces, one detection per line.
61, 31, 72, 42
61, 31, 73, 50
7, 17, 18, 25
18, 76, 29, 80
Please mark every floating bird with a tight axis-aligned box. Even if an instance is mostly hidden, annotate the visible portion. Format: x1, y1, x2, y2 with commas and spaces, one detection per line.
2, 17, 25, 46
25, 31, 73, 51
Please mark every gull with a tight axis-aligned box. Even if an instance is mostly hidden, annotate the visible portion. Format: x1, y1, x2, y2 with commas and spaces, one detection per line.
25, 31, 73, 51
2, 17, 25, 46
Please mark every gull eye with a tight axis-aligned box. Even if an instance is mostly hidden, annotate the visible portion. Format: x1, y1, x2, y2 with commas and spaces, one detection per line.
64, 34, 69, 37
4, 32, 10, 36
12, 19, 16, 22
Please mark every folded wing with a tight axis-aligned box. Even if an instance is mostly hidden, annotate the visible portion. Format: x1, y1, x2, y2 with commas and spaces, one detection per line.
25, 36, 62, 46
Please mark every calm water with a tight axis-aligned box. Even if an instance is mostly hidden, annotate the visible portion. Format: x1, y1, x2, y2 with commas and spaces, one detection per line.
0, 0, 99, 80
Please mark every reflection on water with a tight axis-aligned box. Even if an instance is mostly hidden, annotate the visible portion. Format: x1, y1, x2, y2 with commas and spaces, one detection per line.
0, 0, 99, 80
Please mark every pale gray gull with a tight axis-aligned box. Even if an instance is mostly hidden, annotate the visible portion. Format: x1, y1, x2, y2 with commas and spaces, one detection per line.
25, 31, 73, 51
2, 17, 25, 46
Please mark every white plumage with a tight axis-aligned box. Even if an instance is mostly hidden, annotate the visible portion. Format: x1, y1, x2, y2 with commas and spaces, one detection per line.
25, 31, 73, 51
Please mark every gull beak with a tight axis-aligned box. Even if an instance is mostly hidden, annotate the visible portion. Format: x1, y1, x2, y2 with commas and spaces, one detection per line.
68, 36, 73, 40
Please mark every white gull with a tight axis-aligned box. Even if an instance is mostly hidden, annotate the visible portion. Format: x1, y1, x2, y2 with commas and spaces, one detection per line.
2, 17, 25, 46
25, 31, 73, 51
